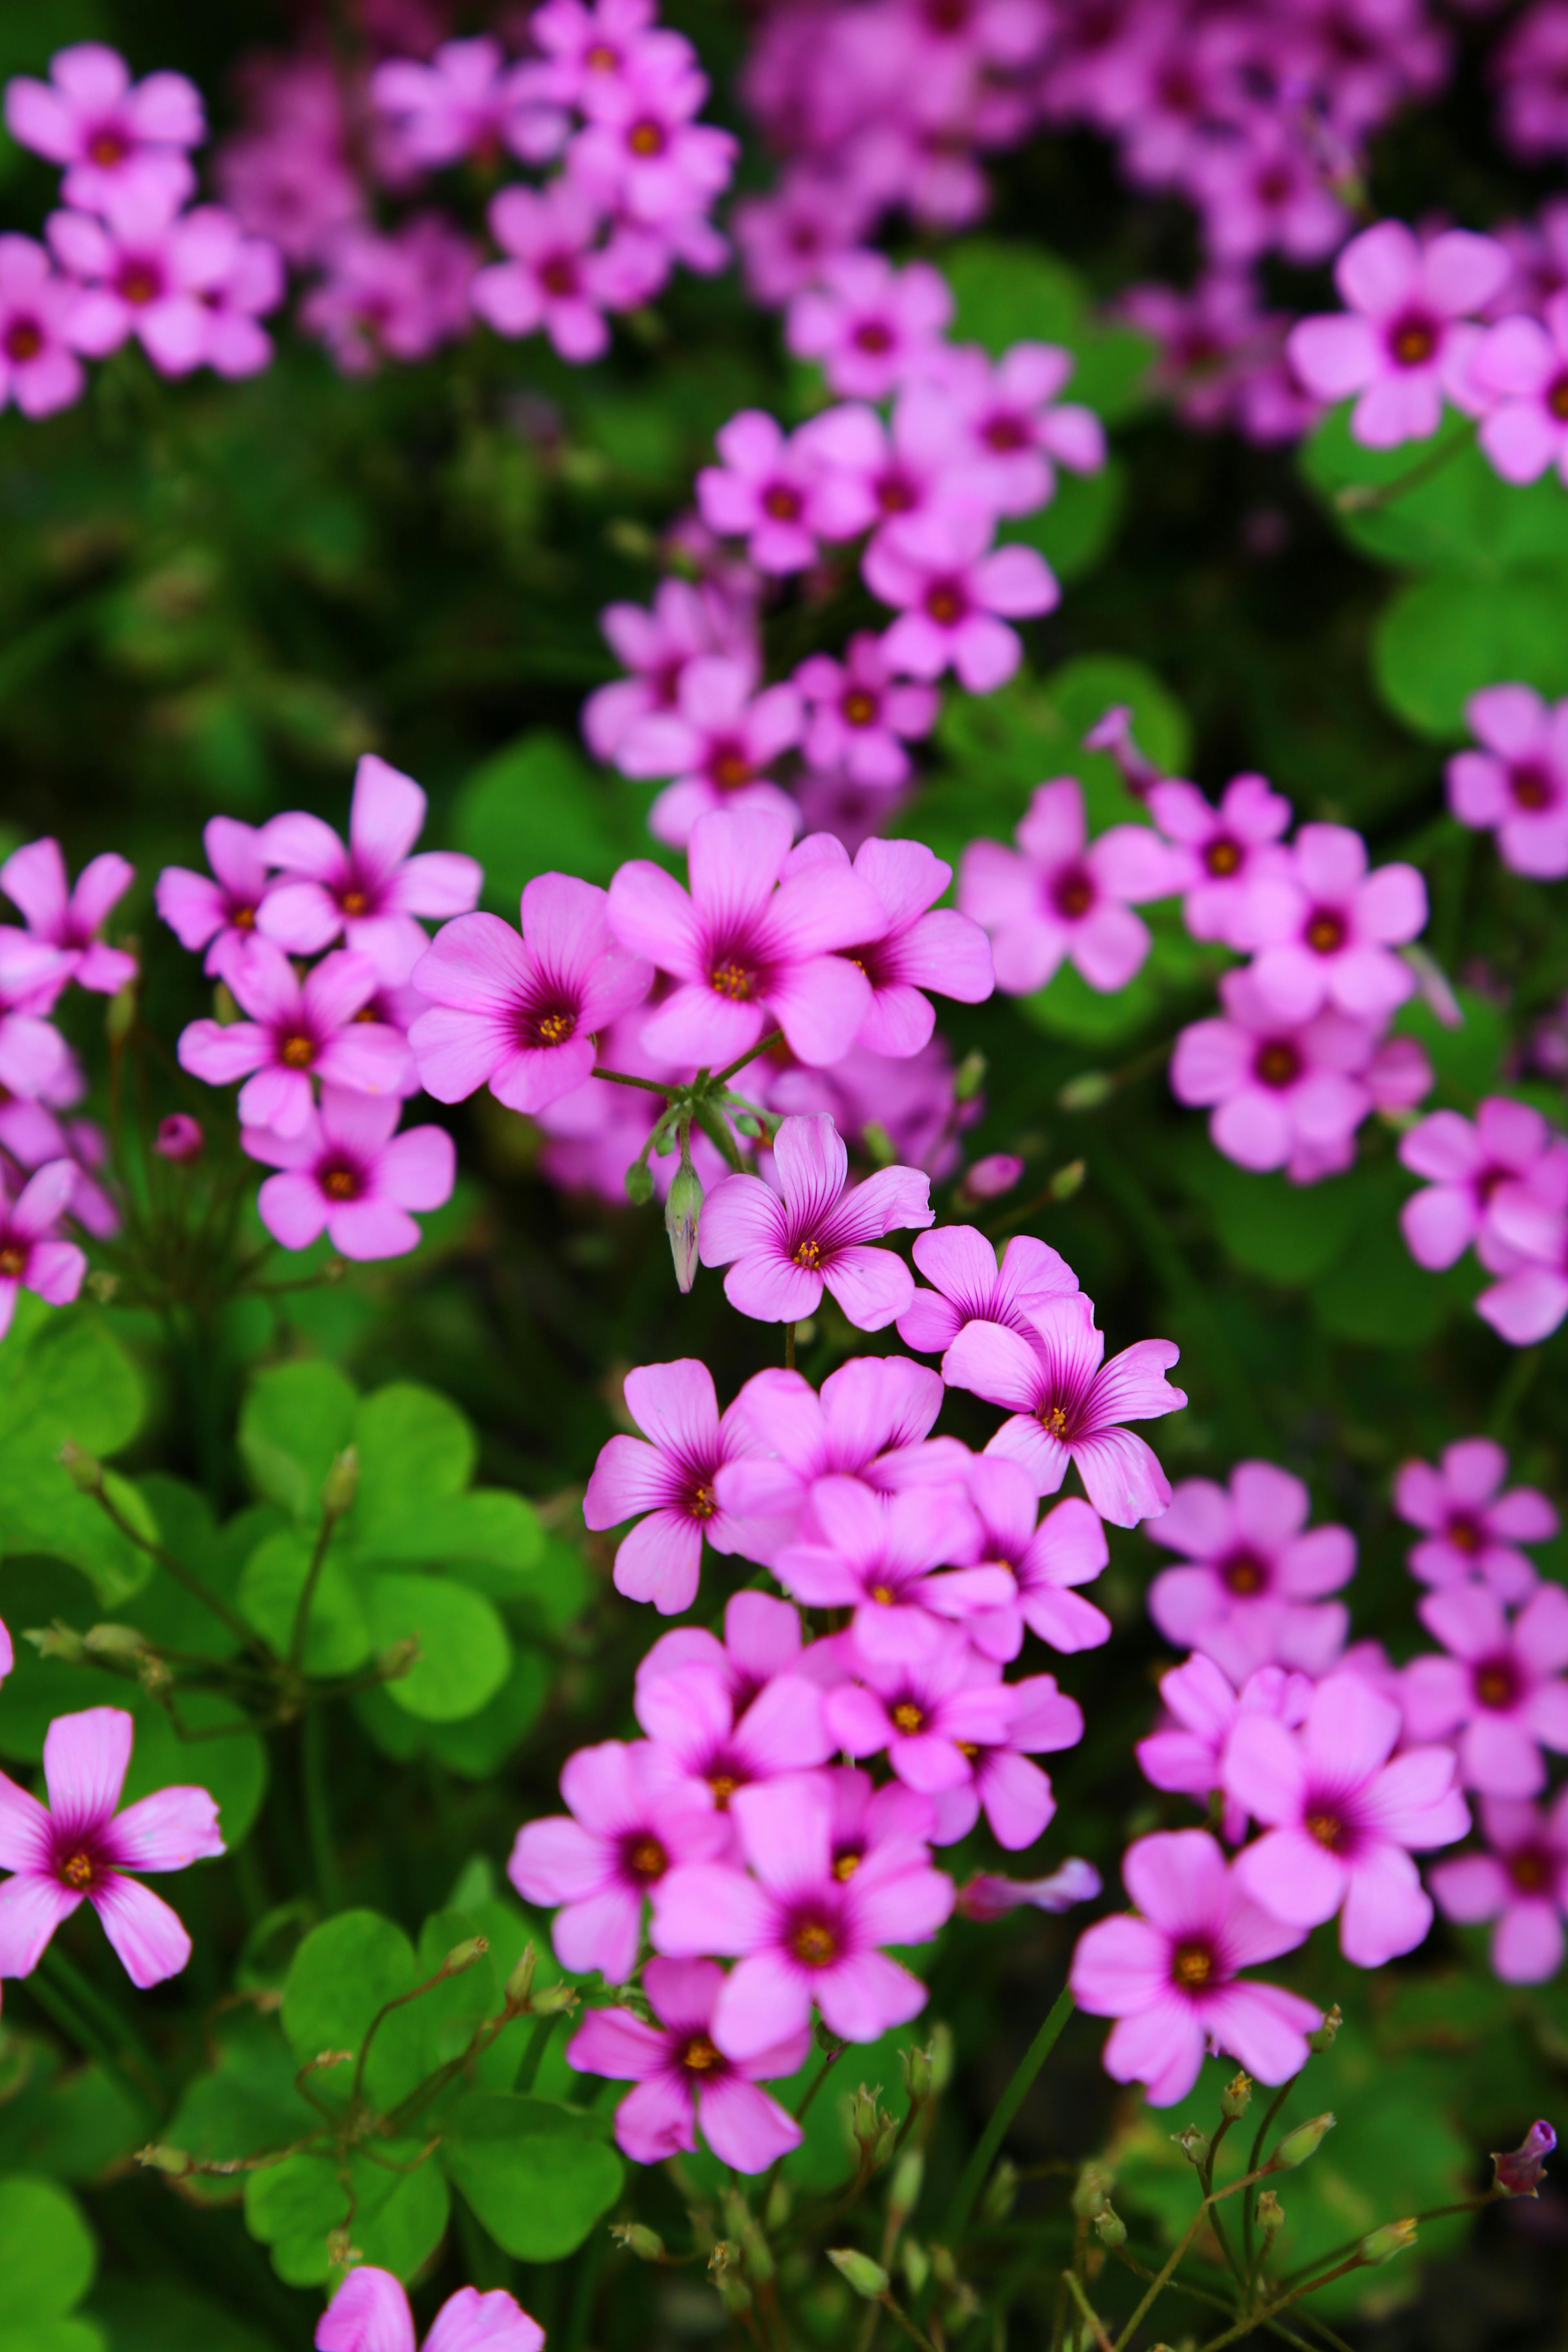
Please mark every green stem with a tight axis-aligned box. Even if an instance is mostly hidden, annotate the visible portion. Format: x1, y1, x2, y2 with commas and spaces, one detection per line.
290, 1500, 345, 1669
42, 1945, 164, 2091
23, 1961, 156, 2124
713, 1029, 784, 1086
794, 2045, 846, 2123
81, 1477, 264, 1654
590, 1064, 674, 1095
1243, 2080, 1295, 2276
1332, 420, 1471, 514
943, 1984, 1073, 2245
784, 1321, 796, 1370
301, 1706, 342, 1914
516, 2012, 558, 2094
1062, 2270, 1114, 2352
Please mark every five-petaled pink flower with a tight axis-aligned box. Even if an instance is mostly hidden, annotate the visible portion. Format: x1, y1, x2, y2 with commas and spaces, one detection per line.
177, 940, 414, 1136
1430, 1791, 1568, 1985
1402, 1584, 1568, 1797
316, 2266, 542, 2352
1471, 292, 1568, 488
6, 42, 203, 214
780, 837, 994, 1058
568, 1954, 808, 2171
1147, 1461, 1354, 1679
696, 410, 868, 575
586, 1359, 761, 1615
1148, 772, 1293, 947
48, 183, 234, 378
864, 503, 1058, 694
635, 1661, 833, 1820
472, 181, 659, 363
907, 340, 1106, 517
155, 817, 274, 984
652, 1772, 953, 2058
795, 633, 940, 791
952, 1456, 1111, 1662
1394, 1437, 1557, 1603
0, 235, 87, 419
0, 936, 71, 1098
1069, 1827, 1321, 2107
785, 252, 953, 400
897, 1224, 1078, 1356
411, 873, 652, 1116
242, 1087, 455, 1261
1398, 1097, 1568, 1273
617, 653, 802, 846
1137, 1654, 1312, 1844
699, 1111, 933, 1328
259, 755, 481, 984
636, 1589, 809, 1713
370, 36, 565, 171
586, 577, 747, 764
1225, 1674, 1469, 1967
0, 1706, 222, 1987
1232, 822, 1426, 1022
959, 778, 1187, 995
0, 1159, 87, 1337
1446, 684, 1568, 879
943, 1292, 1185, 1526
0, 836, 135, 996
775, 1474, 1006, 1661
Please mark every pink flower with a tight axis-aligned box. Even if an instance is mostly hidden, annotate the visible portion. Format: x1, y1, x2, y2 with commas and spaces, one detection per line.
1225, 1675, 1469, 1966
0, 1160, 86, 1338
959, 778, 1187, 995
618, 654, 802, 846
1147, 1462, 1354, 1679
213, 55, 358, 269
775, 1474, 1010, 1661
0, 1621, 10, 1682
585, 1360, 763, 1616
1069, 1828, 1320, 2107
5, 42, 202, 214
796, 633, 939, 791
1148, 773, 1294, 945
508, 1739, 728, 1983
0, 1706, 221, 1986
0, 837, 134, 996
696, 410, 870, 576
177, 942, 414, 1137
1429, 1791, 1568, 1984
258, 755, 480, 984
652, 1773, 953, 2058
607, 807, 885, 1068
370, 37, 565, 171
472, 181, 660, 363
568, 1955, 807, 2171
1398, 1097, 1568, 1271
1137, 1654, 1312, 1844
1470, 292, 1568, 486
1231, 822, 1426, 1022
316, 2266, 542, 2352
819, 1765, 939, 1880
636, 1589, 808, 1710
699, 1111, 932, 1329
0, 1104, 114, 1239
183, 208, 283, 378
155, 817, 274, 984
1188, 120, 1349, 268
948, 1458, 1110, 1661
897, 1223, 1078, 1356
1394, 1438, 1557, 1602
785, 252, 953, 400
1497, 0, 1568, 161
864, 503, 1056, 692
908, 341, 1107, 517
531, 0, 675, 105
799, 397, 963, 557
154, 1114, 202, 1163
48, 183, 231, 379
568, 54, 738, 229
409, 873, 650, 1117
957, 1857, 1102, 1920
733, 174, 869, 308
586, 578, 750, 764
0, 236, 87, 418
635, 1661, 834, 1819
1402, 1585, 1568, 1797
1446, 684, 1568, 878
780, 837, 993, 1057
1286, 220, 1510, 448
301, 216, 476, 375
0, 935, 70, 1097
242, 1087, 454, 1261
943, 1292, 1185, 1527
1476, 1184, 1568, 1345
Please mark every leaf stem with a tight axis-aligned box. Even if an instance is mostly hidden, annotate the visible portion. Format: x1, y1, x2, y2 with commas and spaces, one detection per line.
943, 1983, 1073, 2245
301, 1705, 342, 1916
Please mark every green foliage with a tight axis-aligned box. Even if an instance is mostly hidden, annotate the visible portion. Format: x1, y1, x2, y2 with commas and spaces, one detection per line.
441, 2093, 622, 2261
0, 2176, 103, 2352
943, 240, 1156, 424
0, 1301, 149, 1603
454, 729, 657, 908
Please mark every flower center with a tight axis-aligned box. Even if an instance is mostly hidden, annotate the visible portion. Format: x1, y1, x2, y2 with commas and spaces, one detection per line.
118, 261, 162, 307
1256, 164, 1294, 205
61, 1849, 95, 1889
688, 1482, 716, 1520
891, 1701, 924, 1733
1474, 1657, 1519, 1711
1038, 1401, 1069, 1438
924, 578, 967, 625
982, 412, 1029, 452
1204, 836, 1242, 876
321, 1164, 359, 1200
1254, 1039, 1300, 1089
793, 1236, 823, 1268
707, 1771, 740, 1807
4, 318, 44, 363
833, 1848, 862, 1881
232, 904, 256, 930
1548, 373, 1568, 423
1508, 1844, 1553, 1895
1511, 761, 1555, 811
854, 319, 895, 353
0, 1244, 27, 1278
1306, 1808, 1347, 1851
627, 118, 666, 156
1222, 1549, 1269, 1596
710, 959, 756, 1000
868, 1582, 897, 1604
681, 2033, 722, 2072
338, 887, 370, 917
539, 254, 579, 297
1172, 1940, 1213, 1988
87, 126, 129, 167
792, 1917, 837, 1966
626, 1835, 668, 1880
1446, 1513, 1483, 1553
1390, 315, 1437, 367
762, 482, 802, 520
710, 744, 753, 790
877, 470, 918, 514
842, 688, 879, 727
1053, 868, 1096, 920
585, 41, 619, 69
1305, 909, 1345, 955
279, 1033, 316, 1068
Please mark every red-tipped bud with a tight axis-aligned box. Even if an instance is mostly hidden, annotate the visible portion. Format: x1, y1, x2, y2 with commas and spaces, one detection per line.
155, 1113, 204, 1163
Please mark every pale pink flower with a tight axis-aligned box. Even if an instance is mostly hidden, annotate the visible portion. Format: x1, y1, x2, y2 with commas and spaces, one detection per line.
780, 836, 993, 1057
775, 1474, 1008, 1660
1137, 1654, 1312, 1844
943, 1292, 1185, 1526
48, 183, 229, 378
0, 935, 70, 1098
316, 2266, 542, 2352
585, 1360, 765, 1616
568, 1956, 808, 2171
1147, 1462, 1354, 1679
1231, 822, 1426, 1022
796, 633, 939, 791
1470, 293, 1568, 486
1476, 1184, 1568, 1345
0, 837, 134, 996
5, 42, 201, 214
699, 1111, 932, 1329
1446, 684, 1568, 878
177, 942, 414, 1137
242, 1087, 454, 1261
1069, 1828, 1320, 2107
568, 54, 738, 229
897, 1223, 1078, 1356
617, 654, 802, 846
1394, 1438, 1557, 1602
586, 578, 751, 764
0, 1706, 221, 1985
0, 235, 87, 418
651, 1773, 953, 2057
957, 1857, 1102, 1920
258, 755, 479, 984
370, 37, 566, 171
959, 777, 1187, 995
1398, 1097, 1568, 1271
472, 181, 662, 363
904, 341, 1106, 517
1496, 0, 1568, 161
1147, 773, 1294, 946
184, 208, 284, 378
302, 215, 476, 375
1429, 1791, 1568, 1984
952, 1456, 1110, 1662
155, 817, 274, 984
864, 502, 1056, 692
1402, 1584, 1568, 1797
0, 1159, 86, 1338
635, 1661, 834, 1820
785, 252, 953, 399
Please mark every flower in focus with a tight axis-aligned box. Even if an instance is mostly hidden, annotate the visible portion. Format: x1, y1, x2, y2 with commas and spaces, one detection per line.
699, 1111, 933, 1329
1069, 1827, 1321, 2107
177, 942, 414, 1136
586, 1359, 762, 1615
897, 1223, 1078, 1355
1430, 1792, 1568, 1984
0, 1706, 222, 1985
1446, 684, 1568, 878
242, 1087, 455, 1261
5, 42, 202, 214
1146, 1462, 1355, 1678
316, 2265, 543, 2352
155, 817, 275, 984
259, 755, 481, 983
864, 502, 1057, 693
1393, 1437, 1556, 1603
0, 837, 135, 995
959, 777, 1187, 995
783, 836, 995, 1057
0, 1159, 86, 1337
1402, 1584, 1568, 1797
1137, 1653, 1312, 1844
0, 235, 88, 418
635, 1661, 834, 1818
775, 1474, 1006, 1660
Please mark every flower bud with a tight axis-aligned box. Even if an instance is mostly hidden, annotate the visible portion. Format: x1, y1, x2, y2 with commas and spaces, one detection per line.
155, 1113, 204, 1163
530, 1980, 579, 2018
1059, 1071, 1113, 1111
57, 1441, 104, 1495
899, 2041, 933, 2104
1269, 2113, 1334, 2172
979, 2158, 1018, 2222
1255, 2190, 1284, 2234
624, 1159, 654, 1205
1071, 2162, 1114, 2221
829, 2249, 889, 2301
1305, 2003, 1341, 2054
928, 2243, 956, 2290
106, 965, 138, 1042
1492, 2119, 1556, 2198
956, 1152, 1023, 1206
889, 2149, 924, 2218
321, 1446, 359, 1517
665, 1161, 702, 1293
1222, 2071, 1253, 2119
441, 1936, 488, 1975
505, 1947, 537, 2009
1094, 2207, 1127, 2250
739, 2221, 774, 2284
610, 2223, 664, 2261
927, 2022, 954, 2094
1171, 2123, 1209, 2169
862, 1121, 896, 1167
953, 1049, 987, 1102
900, 2241, 930, 2297
764, 2178, 791, 2232
1359, 2218, 1417, 2266
1047, 1156, 1087, 1202
136, 2144, 192, 2176
25, 1621, 86, 1662
84, 1623, 146, 1660
851, 2084, 883, 2150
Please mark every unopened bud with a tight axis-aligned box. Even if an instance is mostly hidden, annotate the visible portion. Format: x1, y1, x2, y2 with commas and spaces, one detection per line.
85, 1622, 145, 1661
1047, 1156, 1087, 1202
1071, 2162, 1114, 2221
376, 1635, 421, 1680
1222, 2071, 1253, 2119
1305, 2003, 1342, 2054
829, 2249, 889, 2301
851, 2084, 883, 2150
106, 975, 138, 1043
212, 982, 240, 1025
956, 1152, 1023, 1206
927, 2022, 954, 2093
1269, 2113, 1334, 2172
1492, 2119, 1557, 2198
665, 1161, 702, 1293
529, 1979, 579, 2018
1256, 2190, 1284, 2234
900, 2041, 933, 2104
739, 2221, 774, 2284
928, 2243, 957, 2290
321, 1446, 359, 1517
861, 1121, 896, 1167
505, 1947, 537, 2009
953, 1049, 987, 1102
1094, 2207, 1127, 2250
1359, 2218, 1417, 2266
764, 2178, 791, 2233
57, 1441, 104, 1495
889, 2149, 924, 2217
154, 1113, 204, 1163
441, 1936, 488, 1975
136, 2144, 192, 2176
1171, 2123, 1209, 2169
1059, 1070, 1113, 1112
815, 2020, 846, 2055
979, 2158, 1018, 2223
900, 2241, 930, 2296
610, 2223, 664, 2261
25, 1621, 86, 1662
624, 1159, 654, 1205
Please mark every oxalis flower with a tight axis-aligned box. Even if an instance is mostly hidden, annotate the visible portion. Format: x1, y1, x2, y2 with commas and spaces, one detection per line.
177, 942, 413, 1136
1069, 1827, 1321, 2107
1146, 1461, 1355, 1679
316, 2267, 542, 2352
777, 1474, 1006, 1659
585, 1359, 762, 1616
0, 1707, 223, 1986
959, 777, 1187, 996
1402, 1585, 1568, 1797
896, 1224, 1078, 1356
651, 1772, 953, 2058
1394, 1437, 1556, 1603
698, 1111, 933, 1329
943, 1292, 1185, 1526
1430, 1792, 1568, 1986
952, 1457, 1111, 1662
1137, 1655, 1312, 1845
634, 1661, 834, 1821
0, 1160, 87, 1338
241, 1087, 455, 1261
0, 836, 136, 996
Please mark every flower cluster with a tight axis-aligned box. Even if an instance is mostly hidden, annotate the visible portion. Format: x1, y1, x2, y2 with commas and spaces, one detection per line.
1396, 1096, 1568, 1347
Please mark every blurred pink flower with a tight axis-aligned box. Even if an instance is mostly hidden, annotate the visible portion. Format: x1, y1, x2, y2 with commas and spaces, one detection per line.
155, 817, 274, 985
1430, 1791, 1568, 1983
1399, 1096, 1568, 1271
0, 235, 87, 418
5, 42, 201, 214
1403, 1584, 1568, 1796
1148, 772, 1293, 945
473, 181, 661, 363
907, 341, 1105, 517
618, 654, 802, 846
1446, 684, 1568, 877
1231, 822, 1425, 1022
1287, 220, 1510, 447
0, 837, 134, 996
960, 777, 1187, 995
796, 633, 939, 791
697, 409, 870, 575
785, 251, 953, 399
370, 36, 566, 170
48, 182, 227, 377
1394, 1437, 1556, 1601
1147, 1461, 1354, 1678
0, 1159, 86, 1337
1137, 1653, 1312, 1843
587, 577, 751, 764
864, 502, 1056, 691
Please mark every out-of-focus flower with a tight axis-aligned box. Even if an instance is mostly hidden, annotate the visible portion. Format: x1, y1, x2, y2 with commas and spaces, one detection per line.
960, 777, 1187, 996
1149, 773, 1293, 945
617, 654, 802, 846
1399, 1097, 1568, 1273
177, 942, 414, 1136
472, 180, 662, 362
154, 1113, 203, 1163
1147, 1461, 1354, 1678
1286, 220, 1510, 447
864, 502, 1057, 693
0, 837, 134, 996
1431, 1793, 1568, 1984
1232, 822, 1426, 1023
243, 1087, 454, 1260
785, 251, 953, 399
155, 818, 274, 985
5, 42, 202, 214
0, 235, 88, 418
1137, 1653, 1312, 1843
1446, 684, 1568, 878
0, 1159, 86, 1336
316, 2265, 543, 2352
1394, 1438, 1557, 1601
796, 633, 939, 791
370, 36, 566, 171
1403, 1585, 1568, 1797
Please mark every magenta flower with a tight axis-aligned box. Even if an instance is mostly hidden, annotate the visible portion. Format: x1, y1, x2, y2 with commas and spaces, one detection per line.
586, 577, 749, 764
155, 817, 274, 984
0, 1104, 115, 1239
1430, 1792, 1568, 1985
182, 207, 283, 379
1471, 293, 1568, 486
0, 1621, 11, 1682
1225, 1674, 1468, 1966
0, 235, 87, 419
1402, 1585, 1568, 1797
1286, 221, 1511, 448
177, 942, 414, 1137
930, 1669, 1084, 1850
1446, 684, 1568, 878
636, 1589, 807, 1712
301, 216, 477, 375
370, 36, 565, 171
568, 54, 738, 228
155, 1113, 203, 1164
958, 1858, 1102, 1921
0, 837, 134, 996
47, 183, 223, 379
864, 503, 1056, 692
258, 755, 480, 983
316, 2267, 542, 2352
410, 873, 650, 1118
820, 1766, 939, 1882
953, 1459, 1110, 1662
608, 807, 885, 1069
1189, 120, 1349, 268
0, 935, 70, 1099
696, 410, 869, 575
785, 252, 953, 400
782, 836, 993, 1057
897, 1223, 1078, 1356
1394, 1438, 1557, 1603
944, 1292, 1185, 1527
531, 0, 675, 102
1137, 1654, 1312, 1844
1069, 1829, 1320, 2107
699, 1112, 932, 1329
776, 1474, 1009, 1661
905, 341, 1105, 517
617, 654, 802, 846
5, 42, 202, 214
0, 1706, 221, 1986
652, 1772, 953, 2058
1398, 1097, 1568, 1272
1476, 1185, 1568, 1347
959, 777, 1187, 995
0, 1160, 87, 1338
798, 398, 958, 557
1147, 1462, 1354, 1679
1232, 822, 1425, 1023
585, 1359, 762, 1616
472, 181, 659, 363
1147, 773, 1293, 947
242, 1087, 454, 1262
796, 633, 939, 791
635, 1661, 834, 1821
508, 1739, 728, 1983
568, 1955, 807, 2172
